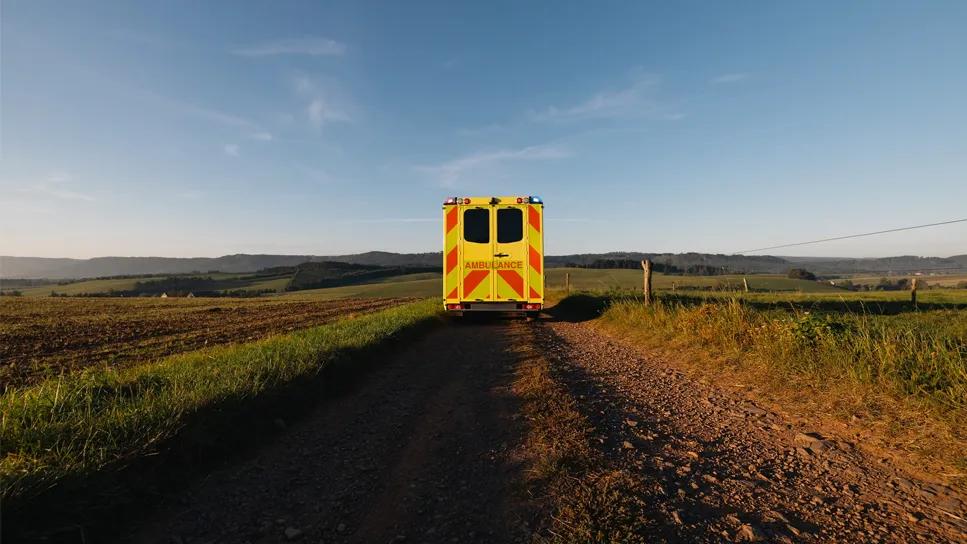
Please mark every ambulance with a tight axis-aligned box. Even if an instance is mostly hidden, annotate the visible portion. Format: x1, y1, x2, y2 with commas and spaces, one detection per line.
442, 195, 544, 315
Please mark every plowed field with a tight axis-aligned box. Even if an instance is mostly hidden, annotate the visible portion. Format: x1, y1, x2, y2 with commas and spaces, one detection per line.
0, 296, 408, 389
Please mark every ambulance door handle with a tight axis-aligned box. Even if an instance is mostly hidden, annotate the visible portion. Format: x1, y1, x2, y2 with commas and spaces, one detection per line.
494, 253, 510, 258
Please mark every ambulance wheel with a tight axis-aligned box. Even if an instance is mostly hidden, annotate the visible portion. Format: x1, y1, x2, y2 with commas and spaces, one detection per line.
525, 311, 540, 322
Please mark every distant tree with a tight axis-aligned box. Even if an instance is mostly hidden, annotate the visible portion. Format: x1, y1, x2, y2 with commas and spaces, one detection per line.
787, 268, 817, 281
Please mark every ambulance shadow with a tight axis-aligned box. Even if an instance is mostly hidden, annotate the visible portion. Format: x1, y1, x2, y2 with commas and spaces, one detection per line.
542, 294, 608, 323
447, 312, 524, 325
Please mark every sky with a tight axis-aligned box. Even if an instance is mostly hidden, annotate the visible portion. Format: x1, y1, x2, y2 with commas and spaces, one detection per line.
2, 0, 966, 259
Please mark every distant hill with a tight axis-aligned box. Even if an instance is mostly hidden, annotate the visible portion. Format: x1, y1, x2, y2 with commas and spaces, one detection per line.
782, 255, 964, 274
0, 252, 439, 279
286, 261, 437, 291
2, 251, 964, 279
547, 252, 790, 274
947, 254, 967, 267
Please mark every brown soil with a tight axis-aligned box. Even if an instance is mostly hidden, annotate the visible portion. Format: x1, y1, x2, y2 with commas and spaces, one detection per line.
0, 297, 407, 389
97, 317, 967, 542
128, 319, 533, 544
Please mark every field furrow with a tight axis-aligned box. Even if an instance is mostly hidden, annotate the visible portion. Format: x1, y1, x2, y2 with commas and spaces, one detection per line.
0, 297, 409, 389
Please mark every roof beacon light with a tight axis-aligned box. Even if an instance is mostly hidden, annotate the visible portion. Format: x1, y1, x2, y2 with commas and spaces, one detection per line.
529, 196, 543, 204
444, 197, 458, 205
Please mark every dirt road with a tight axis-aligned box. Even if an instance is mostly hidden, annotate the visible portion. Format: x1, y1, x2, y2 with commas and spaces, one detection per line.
130, 318, 966, 543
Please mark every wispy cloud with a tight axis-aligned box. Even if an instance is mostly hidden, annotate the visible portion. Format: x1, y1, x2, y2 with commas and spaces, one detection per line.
456, 123, 508, 137
233, 37, 346, 57
292, 75, 352, 127
31, 185, 96, 202
250, 131, 274, 141
711, 72, 749, 84
177, 190, 204, 200
307, 98, 350, 126
343, 218, 438, 224
420, 144, 570, 187
531, 73, 673, 122
141, 90, 258, 130
5, 173, 97, 203
223, 144, 240, 156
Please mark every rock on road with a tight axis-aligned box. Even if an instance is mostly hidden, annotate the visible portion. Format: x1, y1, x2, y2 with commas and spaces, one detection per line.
132, 318, 966, 543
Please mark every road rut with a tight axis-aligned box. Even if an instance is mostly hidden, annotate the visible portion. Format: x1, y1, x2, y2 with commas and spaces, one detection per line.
130, 318, 966, 543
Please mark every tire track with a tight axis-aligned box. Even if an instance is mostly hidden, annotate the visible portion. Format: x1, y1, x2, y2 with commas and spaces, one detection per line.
536, 319, 967, 543
130, 320, 531, 544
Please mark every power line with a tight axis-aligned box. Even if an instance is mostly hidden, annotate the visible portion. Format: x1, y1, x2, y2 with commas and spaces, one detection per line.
735, 218, 967, 254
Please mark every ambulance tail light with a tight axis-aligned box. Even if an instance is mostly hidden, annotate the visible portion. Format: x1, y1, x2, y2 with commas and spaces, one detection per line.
446, 303, 464, 310
524, 303, 541, 310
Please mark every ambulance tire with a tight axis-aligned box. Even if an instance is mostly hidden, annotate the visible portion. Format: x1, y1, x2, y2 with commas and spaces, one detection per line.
525, 311, 540, 322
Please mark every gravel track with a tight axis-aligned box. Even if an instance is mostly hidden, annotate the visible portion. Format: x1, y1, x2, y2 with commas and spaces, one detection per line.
130, 320, 531, 544
125, 317, 965, 543
537, 319, 966, 542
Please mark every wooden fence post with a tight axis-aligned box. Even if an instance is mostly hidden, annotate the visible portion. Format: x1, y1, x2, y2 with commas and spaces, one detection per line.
911, 277, 918, 308
565, 272, 570, 295
641, 259, 653, 305
743, 277, 750, 292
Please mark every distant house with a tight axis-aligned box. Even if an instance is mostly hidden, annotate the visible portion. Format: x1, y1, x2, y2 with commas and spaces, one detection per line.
160, 293, 168, 298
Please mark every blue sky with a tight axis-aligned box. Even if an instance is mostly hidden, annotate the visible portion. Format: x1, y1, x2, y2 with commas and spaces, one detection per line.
2, 1, 966, 258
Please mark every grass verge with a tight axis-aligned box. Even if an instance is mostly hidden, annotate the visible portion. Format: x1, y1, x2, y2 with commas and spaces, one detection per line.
593, 294, 967, 483
1, 299, 440, 537
511, 334, 651, 543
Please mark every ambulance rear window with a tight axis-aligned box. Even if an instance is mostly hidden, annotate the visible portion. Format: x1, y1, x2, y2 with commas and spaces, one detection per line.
463, 209, 489, 243
497, 208, 523, 243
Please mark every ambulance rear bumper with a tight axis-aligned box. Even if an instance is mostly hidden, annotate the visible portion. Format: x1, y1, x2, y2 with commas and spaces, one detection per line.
444, 302, 542, 312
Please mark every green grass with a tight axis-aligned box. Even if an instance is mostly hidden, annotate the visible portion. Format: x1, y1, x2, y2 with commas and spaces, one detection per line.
283, 269, 845, 301
18, 277, 145, 296
15, 267, 858, 299
593, 292, 967, 472
0, 299, 440, 501
281, 273, 442, 299
241, 275, 292, 292
604, 296, 967, 409
839, 273, 967, 288
545, 268, 842, 293
15, 271, 441, 297
15, 272, 293, 296
692, 288, 967, 306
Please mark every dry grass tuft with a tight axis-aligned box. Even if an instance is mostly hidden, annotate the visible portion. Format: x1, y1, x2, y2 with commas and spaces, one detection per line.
596, 295, 967, 485
511, 338, 651, 543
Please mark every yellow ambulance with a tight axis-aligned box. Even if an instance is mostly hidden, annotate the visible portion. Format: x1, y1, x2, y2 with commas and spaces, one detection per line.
442, 195, 544, 315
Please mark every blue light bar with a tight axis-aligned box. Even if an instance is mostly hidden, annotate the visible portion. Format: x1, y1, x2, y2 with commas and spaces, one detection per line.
529, 196, 543, 204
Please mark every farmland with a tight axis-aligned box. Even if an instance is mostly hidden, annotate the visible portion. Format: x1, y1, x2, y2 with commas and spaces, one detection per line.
4, 262, 435, 297
8, 271, 294, 297
545, 268, 844, 293
839, 272, 967, 288
5, 265, 859, 299
590, 290, 967, 478
3, 277, 967, 541
0, 296, 409, 389
281, 272, 442, 299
